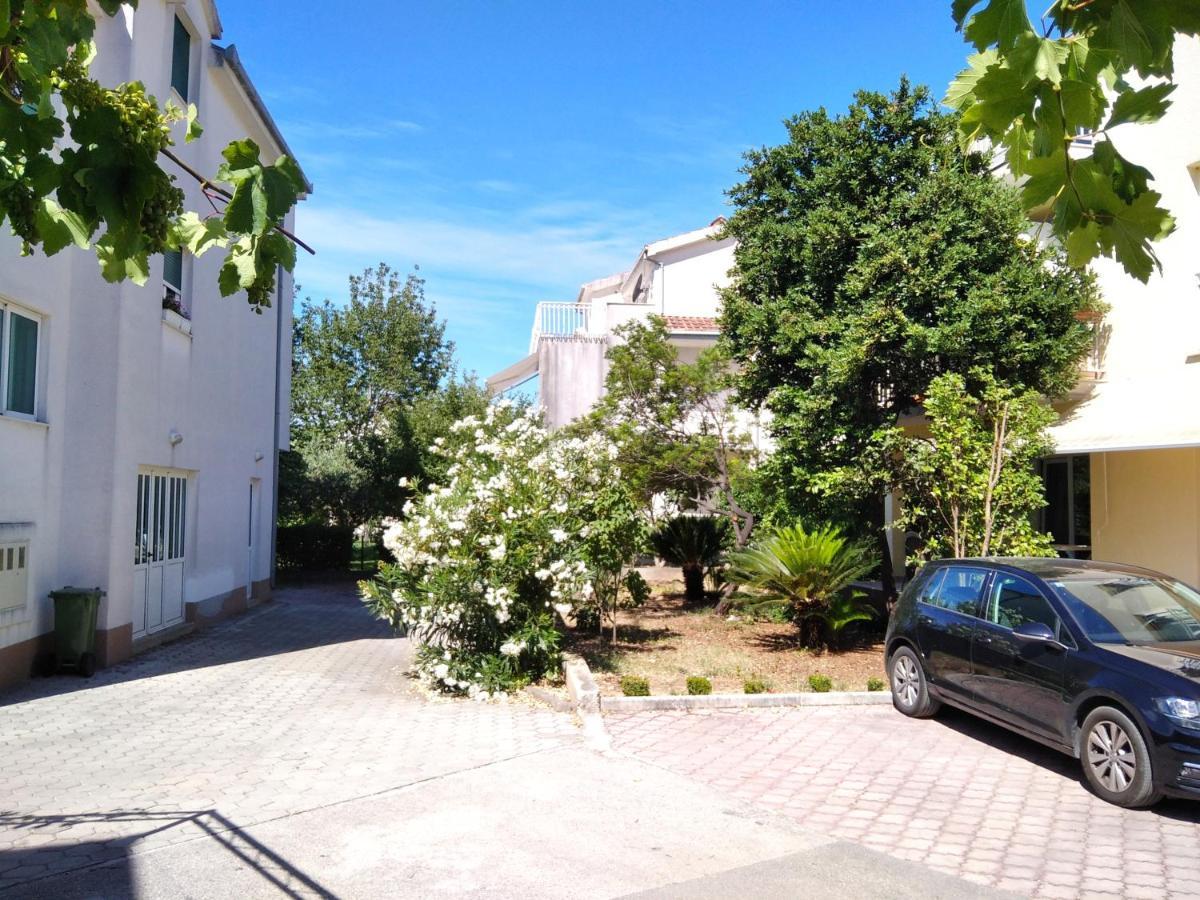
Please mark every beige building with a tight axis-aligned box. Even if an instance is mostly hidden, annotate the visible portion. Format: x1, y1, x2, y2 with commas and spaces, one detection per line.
1041, 37, 1200, 586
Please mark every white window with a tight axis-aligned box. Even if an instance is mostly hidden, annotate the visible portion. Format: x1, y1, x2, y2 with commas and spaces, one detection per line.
0, 301, 41, 420
162, 249, 190, 317
170, 15, 192, 102
0, 541, 30, 612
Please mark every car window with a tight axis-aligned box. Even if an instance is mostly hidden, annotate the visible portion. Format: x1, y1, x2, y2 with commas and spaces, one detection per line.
987, 574, 1060, 636
931, 566, 987, 616
1051, 575, 1200, 644
916, 568, 947, 606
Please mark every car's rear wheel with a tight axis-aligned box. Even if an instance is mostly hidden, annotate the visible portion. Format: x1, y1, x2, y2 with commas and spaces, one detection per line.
888, 646, 940, 718
1080, 706, 1162, 808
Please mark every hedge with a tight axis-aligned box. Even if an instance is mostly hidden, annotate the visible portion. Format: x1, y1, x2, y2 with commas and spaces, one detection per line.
276, 524, 355, 571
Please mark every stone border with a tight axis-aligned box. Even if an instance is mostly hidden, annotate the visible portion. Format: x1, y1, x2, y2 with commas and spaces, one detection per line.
561, 651, 890, 715
600, 690, 891, 712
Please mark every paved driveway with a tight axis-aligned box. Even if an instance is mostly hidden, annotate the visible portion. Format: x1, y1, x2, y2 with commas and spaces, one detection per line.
607, 705, 1200, 899
1, 585, 1015, 899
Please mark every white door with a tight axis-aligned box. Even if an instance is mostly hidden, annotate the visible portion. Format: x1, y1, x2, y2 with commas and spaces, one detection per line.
247, 479, 260, 599
133, 468, 187, 638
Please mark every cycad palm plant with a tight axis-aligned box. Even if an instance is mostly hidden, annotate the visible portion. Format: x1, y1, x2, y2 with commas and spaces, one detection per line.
727, 522, 875, 647
650, 515, 731, 603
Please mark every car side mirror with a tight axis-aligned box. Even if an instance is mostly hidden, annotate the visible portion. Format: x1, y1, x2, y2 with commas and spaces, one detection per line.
1013, 621, 1061, 646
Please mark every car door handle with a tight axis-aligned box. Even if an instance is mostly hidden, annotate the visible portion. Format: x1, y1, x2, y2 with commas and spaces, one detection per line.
918, 614, 933, 626
976, 634, 993, 644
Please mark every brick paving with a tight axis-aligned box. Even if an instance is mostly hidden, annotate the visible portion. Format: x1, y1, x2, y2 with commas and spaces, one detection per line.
607, 705, 1200, 899
0, 583, 579, 894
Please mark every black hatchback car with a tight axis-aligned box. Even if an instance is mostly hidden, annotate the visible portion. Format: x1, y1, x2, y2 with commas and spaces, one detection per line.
885, 557, 1200, 808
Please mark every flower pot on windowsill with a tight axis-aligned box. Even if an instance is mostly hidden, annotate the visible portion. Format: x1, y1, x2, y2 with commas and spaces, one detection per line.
162, 307, 192, 336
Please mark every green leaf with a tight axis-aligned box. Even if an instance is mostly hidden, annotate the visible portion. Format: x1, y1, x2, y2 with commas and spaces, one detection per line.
1063, 221, 1102, 268
1003, 121, 1034, 176
1008, 34, 1068, 86
0, 0, 9, 40
945, 50, 997, 109
1105, 82, 1176, 128
952, 0, 981, 28
35, 197, 93, 255
171, 212, 228, 255
958, 64, 1031, 135
1019, 148, 1067, 209
220, 138, 262, 174
185, 103, 204, 143
1099, 0, 1155, 71
963, 0, 1034, 52
96, 237, 149, 285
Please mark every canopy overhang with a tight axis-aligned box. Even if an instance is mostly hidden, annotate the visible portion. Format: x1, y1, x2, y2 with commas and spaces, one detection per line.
486, 353, 539, 395
1049, 367, 1200, 455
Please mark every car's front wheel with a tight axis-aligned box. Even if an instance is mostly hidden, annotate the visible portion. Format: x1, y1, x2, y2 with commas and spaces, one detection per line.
888, 646, 940, 718
1080, 706, 1162, 808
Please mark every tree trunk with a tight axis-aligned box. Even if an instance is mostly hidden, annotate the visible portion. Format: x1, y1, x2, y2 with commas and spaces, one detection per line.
874, 496, 898, 608
682, 565, 705, 604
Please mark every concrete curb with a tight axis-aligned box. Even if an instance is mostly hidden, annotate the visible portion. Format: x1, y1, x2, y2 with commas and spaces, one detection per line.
562, 652, 611, 751
600, 690, 892, 713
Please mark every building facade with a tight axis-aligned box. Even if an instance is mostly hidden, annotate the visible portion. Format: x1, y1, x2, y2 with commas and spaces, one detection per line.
0, 0, 308, 689
1042, 36, 1200, 586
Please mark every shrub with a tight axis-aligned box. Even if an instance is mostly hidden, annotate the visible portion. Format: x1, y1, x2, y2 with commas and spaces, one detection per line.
275, 524, 354, 571
808, 673, 833, 693
621, 675, 650, 697
360, 402, 644, 699
743, 677, 767, 694
866, 676, 886, 692
650, 516, 731, 603
727, 522, 875, 648
686, 676, 713, 695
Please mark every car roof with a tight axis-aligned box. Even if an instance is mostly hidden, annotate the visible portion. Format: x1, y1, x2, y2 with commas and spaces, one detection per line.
924, 556, 1169, 582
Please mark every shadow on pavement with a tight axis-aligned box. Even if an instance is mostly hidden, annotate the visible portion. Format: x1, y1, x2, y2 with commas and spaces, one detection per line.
0, 581, 398, 708
931, 704, 1200, 823
0, 808, 337, 899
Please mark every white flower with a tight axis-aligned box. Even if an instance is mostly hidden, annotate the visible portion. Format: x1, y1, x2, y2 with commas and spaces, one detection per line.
500, 641, 525, 657
534, 568, 552, 580
489, 541, 506, 561
433, 663, 449, 679
397, 476, 409, 488
553, 603, 572, 617
550, 529, 568, 543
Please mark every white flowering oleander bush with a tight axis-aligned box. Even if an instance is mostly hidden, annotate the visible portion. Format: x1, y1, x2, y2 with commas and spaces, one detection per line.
361, 401, 646, 698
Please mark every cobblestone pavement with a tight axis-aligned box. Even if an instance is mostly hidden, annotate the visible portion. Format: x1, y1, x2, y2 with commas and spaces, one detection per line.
0, 584, 579, 895
607, 705, 1200, 900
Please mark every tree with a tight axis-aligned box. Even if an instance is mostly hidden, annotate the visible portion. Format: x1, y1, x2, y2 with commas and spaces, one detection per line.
585, 316, 758, 547
947, 0, 1200, 282
0, 1, 306, 307
882, 371, 1057, 560
287, 264, 468, 528
719, 81, 1100, 599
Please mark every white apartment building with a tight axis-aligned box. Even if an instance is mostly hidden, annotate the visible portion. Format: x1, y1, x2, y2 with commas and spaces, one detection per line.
488, 220, 743, 429
0, 0, 308, 689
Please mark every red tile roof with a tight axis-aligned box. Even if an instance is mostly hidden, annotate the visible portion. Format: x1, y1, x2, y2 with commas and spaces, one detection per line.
663, 315, 720, 332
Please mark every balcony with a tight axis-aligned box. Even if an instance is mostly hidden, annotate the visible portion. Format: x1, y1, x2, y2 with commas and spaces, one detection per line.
529, 302, 591, 353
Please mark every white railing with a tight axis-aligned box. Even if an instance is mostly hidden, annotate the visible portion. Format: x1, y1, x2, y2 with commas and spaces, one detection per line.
529, 302, 591, 353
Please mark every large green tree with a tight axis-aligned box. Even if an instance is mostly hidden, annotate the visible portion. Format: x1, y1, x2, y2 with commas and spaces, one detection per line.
0, 1, 306, 307
287, 264, 479, 528
719, 81, 1100, 597
948, 0, 1200, 282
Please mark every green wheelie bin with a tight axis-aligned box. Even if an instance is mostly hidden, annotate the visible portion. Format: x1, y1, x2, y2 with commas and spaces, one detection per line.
46, 587, 104, 678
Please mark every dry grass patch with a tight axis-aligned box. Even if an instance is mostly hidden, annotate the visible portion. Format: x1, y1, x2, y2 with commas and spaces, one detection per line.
565, 578, 886, 696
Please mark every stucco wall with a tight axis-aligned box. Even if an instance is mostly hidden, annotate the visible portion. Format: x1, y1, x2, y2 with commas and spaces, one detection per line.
1090, 448, 1200, 586
0, 0, 297, 663
538, 338, 608, 429
651, 238, 735, 319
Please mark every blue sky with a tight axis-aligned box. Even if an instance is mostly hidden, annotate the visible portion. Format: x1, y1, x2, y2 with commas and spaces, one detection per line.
219, 1, 977, 380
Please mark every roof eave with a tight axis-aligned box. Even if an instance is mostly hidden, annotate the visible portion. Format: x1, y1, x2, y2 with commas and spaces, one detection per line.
212, 43, 313, 196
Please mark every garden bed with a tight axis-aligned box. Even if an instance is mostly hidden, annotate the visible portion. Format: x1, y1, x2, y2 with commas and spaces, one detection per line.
565, 578, 887, 696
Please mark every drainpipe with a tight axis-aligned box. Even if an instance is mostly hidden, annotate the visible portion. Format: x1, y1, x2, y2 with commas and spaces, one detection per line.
269, 266, 283, 589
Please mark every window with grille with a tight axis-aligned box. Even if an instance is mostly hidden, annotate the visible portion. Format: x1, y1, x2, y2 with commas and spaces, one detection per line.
134, 472, 188, 566
0, 541, 29, 612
